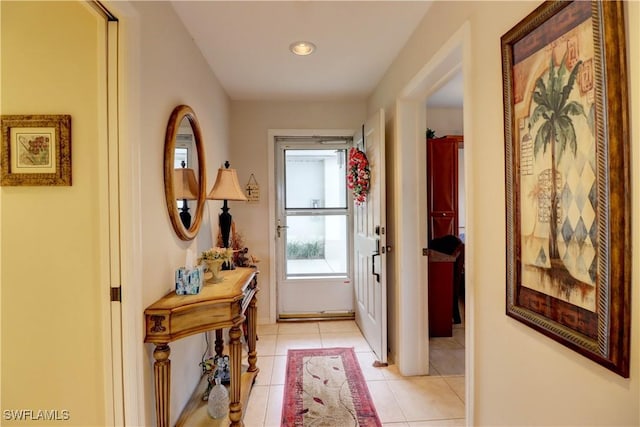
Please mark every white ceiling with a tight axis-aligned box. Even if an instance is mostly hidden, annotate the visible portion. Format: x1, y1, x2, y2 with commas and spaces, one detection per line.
171, 1, 444, 102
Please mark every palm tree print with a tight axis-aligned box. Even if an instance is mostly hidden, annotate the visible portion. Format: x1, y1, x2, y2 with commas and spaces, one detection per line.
528, 53, 586, 261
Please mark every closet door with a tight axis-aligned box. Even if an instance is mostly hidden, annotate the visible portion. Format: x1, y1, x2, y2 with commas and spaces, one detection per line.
427, 137, 459, 240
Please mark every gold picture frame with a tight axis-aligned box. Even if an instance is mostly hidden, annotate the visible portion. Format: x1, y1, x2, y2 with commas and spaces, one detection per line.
1, 114, 71, 186
502, 1, 630, 377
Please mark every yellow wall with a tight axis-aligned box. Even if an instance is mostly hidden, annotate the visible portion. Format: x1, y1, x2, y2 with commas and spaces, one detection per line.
1, 2, 107, 425
371, 0, 639, 425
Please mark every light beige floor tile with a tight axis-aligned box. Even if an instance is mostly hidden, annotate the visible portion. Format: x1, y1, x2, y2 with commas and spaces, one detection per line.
244, 384, 269, 426
408, 419, 466, 427
429, 363, 441, 376
263, 385, 284, 427
254, 356, 274, 387
318, 320, 361, 333
258, 323, 279, 336
379, 363, 407, 381
356, 351, 387, 381
429, 336, 464, 350
443, 376, 465, 402
242, 321, 467, 426
387, 377, 465, 421
274, 333, 322, 355
256, 334, 277, 357
366, 380, 407, 423
320, 332, 372, 352
270, 355, 288, 385
429, 348, 465, 376
452, 328, 465, 347
276, 322, 319, 334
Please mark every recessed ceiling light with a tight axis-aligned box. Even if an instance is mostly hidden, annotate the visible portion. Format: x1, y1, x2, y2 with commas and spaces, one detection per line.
289, 41, 316, 56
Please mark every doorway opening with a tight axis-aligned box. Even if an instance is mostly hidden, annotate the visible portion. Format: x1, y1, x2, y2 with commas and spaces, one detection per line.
394, 21, 473, 419
426, 72, 466, 378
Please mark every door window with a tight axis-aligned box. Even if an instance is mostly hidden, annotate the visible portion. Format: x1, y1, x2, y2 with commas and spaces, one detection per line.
283, 149, 348, 278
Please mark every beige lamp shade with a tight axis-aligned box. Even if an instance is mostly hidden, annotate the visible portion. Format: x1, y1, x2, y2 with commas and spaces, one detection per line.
174, 167, 199, 200
207, 167, 248, 201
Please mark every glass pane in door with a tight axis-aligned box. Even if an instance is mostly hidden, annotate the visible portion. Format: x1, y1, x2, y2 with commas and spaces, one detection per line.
285, 149, 347, 209
283, 148, 348, 278
286, 214, 348, 277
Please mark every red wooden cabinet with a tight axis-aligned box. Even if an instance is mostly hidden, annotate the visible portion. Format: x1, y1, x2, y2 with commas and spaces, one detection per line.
427, 136, 460, 240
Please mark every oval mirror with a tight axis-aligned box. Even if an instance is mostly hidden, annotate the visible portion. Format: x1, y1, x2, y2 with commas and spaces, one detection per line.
163, 105, 206, 241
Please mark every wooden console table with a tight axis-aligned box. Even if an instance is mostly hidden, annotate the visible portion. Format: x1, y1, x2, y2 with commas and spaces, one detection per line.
144, 267, 259, 427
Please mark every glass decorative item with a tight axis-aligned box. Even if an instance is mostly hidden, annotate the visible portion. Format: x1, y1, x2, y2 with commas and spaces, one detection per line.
207, 377, 229, 419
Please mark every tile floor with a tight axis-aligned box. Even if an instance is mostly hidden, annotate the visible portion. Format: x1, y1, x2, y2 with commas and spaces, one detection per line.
243, 320, 466, 427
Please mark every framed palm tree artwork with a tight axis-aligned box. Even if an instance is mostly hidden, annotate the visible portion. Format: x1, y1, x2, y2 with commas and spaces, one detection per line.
501, 0, 630, 377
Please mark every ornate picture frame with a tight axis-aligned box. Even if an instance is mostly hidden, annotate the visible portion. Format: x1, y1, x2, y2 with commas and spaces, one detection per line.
1, 114, 72, 186
502, 1, 630, 376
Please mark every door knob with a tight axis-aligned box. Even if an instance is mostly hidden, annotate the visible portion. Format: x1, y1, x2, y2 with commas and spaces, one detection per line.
276, 220, 289, 238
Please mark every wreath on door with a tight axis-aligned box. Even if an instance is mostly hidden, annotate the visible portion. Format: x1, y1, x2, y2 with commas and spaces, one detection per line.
347, 147, 370, 206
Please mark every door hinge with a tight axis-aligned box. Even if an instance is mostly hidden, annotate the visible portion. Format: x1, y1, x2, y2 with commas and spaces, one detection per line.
110, 286, 122, 302
422, 248, 429, 256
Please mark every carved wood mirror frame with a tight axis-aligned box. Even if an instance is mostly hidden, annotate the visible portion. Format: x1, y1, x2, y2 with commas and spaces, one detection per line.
163, 105, 206, 241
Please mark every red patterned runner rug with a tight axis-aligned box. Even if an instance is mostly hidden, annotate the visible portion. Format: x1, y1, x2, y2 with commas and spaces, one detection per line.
281, 347, 382, 427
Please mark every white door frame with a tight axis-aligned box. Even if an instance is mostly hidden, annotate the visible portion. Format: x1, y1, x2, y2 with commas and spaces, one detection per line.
394, 21, 474, 419
87, 3, 127, 425
274, 138, 354, 317
267, 129, 355, 322
100, 1, 145, 426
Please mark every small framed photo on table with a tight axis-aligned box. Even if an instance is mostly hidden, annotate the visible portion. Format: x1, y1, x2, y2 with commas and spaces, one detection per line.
1, 114, 71, 186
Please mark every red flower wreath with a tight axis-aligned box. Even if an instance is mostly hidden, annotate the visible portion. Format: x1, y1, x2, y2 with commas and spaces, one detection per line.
347, 147, 370, 206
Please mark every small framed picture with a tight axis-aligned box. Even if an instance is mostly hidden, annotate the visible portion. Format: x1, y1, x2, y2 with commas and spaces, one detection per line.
1, 114, 72, 186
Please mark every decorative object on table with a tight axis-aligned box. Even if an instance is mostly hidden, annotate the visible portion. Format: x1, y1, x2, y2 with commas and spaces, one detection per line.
216, 225, 255, 268
175, 265, 204, 295
245, 173, 260, 202
199, 247, 233, 283
247, 254, 260, 268
502, 0, 630, 377
198, 352, 231, 398
347, 146, 370, 206
207, 368, 229, 419
1, 114, 71, 186
281, 347, 381, 426
233, 247, 249, 268
213, 354, 231, 384
207, 161, 248, 263
199, 355, 216, 400
174, 160, 199, 229
426, 128, 436, 139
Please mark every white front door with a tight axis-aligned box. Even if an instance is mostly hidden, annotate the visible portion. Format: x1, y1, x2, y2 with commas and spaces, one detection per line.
275, 137, 354, 318
354, 109, 388, 363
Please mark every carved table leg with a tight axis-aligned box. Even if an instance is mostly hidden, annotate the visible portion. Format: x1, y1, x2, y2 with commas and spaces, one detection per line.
215, 329, 224, 357
247, 296, 258, 373
228, 324, 243, 426
153, 344, 171, 427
